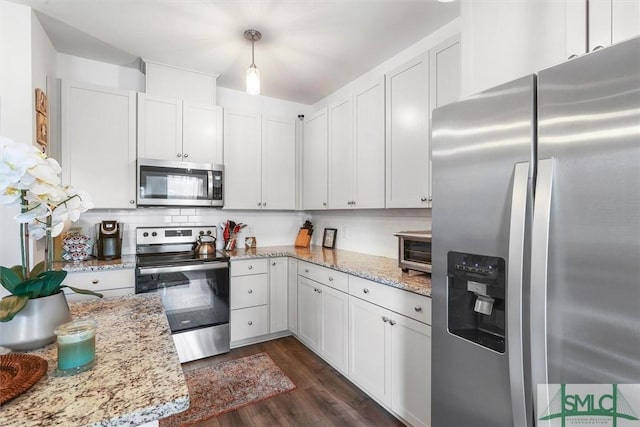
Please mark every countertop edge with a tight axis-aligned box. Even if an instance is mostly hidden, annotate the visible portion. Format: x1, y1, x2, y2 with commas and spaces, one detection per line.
91, 395, 190, 427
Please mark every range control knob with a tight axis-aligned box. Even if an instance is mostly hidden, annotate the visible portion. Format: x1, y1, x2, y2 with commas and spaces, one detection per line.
151, 232, 158, 237
206, 230, 212, 235
142, 232, 149, 237
199, 231, 205, 235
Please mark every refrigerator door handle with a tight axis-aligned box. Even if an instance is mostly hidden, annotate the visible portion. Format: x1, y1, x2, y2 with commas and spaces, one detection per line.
530, 158, 555, 415
507, 161, 531, 427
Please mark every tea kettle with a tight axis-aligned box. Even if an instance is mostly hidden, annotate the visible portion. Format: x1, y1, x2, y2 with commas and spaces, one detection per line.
195, 234, 216, 256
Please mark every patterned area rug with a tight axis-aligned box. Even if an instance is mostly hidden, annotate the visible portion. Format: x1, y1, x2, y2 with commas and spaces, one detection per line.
160, 352, 296, 427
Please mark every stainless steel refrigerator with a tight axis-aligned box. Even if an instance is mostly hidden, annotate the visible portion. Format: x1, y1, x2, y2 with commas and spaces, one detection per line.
431, 37, 640, 427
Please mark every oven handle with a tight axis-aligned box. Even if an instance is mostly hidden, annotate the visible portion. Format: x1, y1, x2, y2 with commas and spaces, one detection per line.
137, 262, 228, 275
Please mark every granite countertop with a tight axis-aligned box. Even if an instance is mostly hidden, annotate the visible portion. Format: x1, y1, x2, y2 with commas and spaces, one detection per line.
53, 255, 137, 273
55, 246, 431, 297
0, 294, 189, 427
226, 246, 432, 297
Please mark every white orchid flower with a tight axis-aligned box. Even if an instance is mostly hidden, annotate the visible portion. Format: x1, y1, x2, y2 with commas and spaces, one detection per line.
0, 137, 39, 188
1, 186, 22, 206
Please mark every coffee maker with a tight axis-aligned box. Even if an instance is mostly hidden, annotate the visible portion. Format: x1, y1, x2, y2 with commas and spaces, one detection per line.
96, 221, 122, 260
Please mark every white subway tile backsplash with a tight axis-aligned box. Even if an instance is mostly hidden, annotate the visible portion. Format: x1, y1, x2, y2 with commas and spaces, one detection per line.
180, 208, 196, 216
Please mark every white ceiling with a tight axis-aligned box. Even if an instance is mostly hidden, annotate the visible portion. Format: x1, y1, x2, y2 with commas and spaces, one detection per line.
17, 0, 459, 104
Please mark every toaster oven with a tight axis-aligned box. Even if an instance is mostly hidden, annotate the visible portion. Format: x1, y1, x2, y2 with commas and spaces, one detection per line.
394, 230, 432, 274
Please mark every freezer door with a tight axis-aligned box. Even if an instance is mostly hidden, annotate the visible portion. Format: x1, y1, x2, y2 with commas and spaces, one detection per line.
534, 36, 640, 398
431, 75, 535, 427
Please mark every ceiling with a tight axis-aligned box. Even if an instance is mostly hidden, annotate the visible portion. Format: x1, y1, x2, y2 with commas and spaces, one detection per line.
16, 0, 459, 104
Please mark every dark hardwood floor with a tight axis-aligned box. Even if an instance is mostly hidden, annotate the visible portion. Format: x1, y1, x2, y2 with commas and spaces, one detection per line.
181, 336, 403, 427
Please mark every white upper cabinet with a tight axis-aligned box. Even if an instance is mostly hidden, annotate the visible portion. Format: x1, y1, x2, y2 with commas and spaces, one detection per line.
567, 0, 640, 58
302, 108, 329, 210
62, 80, 137, 209
353, 77, 386, 209
460, 1, 568, 97
328, 97, 354, 209
428, 35, 461, 204
261, 116, 296, 210
137, 93, 222, 165
223, 111, 262, 209
224, 111, 296, 210
385, 53, 430, 208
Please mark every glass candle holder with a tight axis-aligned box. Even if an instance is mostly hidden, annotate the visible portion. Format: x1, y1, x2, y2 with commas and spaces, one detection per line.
54, 319, 97, 376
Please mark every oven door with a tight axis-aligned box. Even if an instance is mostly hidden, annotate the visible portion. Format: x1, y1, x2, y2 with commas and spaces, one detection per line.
136, 262, 229, 333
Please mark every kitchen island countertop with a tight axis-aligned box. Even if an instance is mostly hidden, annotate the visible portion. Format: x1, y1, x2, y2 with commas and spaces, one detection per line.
0, 294, 189, 427
226, 246, 432, 297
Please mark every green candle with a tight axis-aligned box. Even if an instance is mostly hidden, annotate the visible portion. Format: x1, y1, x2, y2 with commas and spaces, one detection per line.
54, 319, 97, 375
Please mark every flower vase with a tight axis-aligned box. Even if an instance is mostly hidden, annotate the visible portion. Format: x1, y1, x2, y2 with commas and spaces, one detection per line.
0, 292, 71, 350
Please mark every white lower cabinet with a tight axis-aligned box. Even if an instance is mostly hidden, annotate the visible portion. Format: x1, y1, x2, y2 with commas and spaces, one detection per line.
230, 305, 269, 341
287, 258, 298, 335
348, 290, 432, 427
63, 269, 135, 302
230, 259, 269, 344
269, 257, 288, 334
297, 276, 349, 375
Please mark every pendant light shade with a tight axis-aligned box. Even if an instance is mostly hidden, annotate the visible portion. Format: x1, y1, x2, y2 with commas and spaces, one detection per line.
244, 29, 262, 95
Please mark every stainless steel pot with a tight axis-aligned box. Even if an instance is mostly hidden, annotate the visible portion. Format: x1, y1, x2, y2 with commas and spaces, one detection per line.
195, 235, 216, 256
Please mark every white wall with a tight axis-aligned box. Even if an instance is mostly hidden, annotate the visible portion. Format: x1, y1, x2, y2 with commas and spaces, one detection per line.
74, 208, 305, 255
309, 209, 431, 259
0, 2, 34, 269
57, 53, 144, 92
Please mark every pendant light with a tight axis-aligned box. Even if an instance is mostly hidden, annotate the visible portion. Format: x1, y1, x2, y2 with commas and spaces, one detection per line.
244, 29, 262, 95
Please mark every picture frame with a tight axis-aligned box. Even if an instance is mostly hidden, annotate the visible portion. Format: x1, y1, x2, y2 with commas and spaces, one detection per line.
35, 88, 47, 115
322, 228, 337, 249
244, 236, 256, 249
36, 112, 48, 148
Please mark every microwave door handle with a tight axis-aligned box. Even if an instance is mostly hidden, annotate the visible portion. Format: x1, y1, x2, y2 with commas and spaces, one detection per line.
208, 170, 214, 201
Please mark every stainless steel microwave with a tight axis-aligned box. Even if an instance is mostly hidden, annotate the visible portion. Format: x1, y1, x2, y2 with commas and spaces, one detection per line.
137, 158, 223, 207
394, 230, 432, 274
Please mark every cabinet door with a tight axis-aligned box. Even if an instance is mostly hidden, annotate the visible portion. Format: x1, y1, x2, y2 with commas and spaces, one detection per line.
297, 276, 319, 350
262, 116, 296, 210
328, 97, 353, 209
62, 81, 136, 209
428, 35, 461, 205
612, 0, 640, 44
137, 93, 182, 161
589, 0, 613, 51
349, 296, 392, 405
319, 284, 349, 375
223, 110, 261, 209
302, 108, 328, 210
385, 53, 430, 208
269, 257, 288, 333
353, 77, 385, 209
182, 102, 223, 165
391, 315, 431, 427
288, 258, 298, 334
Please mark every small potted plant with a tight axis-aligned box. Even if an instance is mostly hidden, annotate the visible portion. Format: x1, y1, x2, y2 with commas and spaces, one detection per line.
0, 136, 102, 350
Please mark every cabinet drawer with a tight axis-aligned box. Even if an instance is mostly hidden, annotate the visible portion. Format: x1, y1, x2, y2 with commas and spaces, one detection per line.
231, 258, 268, 276
62, 269, 135, 292
298, 261, 348, 293
231, 305, 268, 341
231, 274, 268, 309
349, 276, 431, 325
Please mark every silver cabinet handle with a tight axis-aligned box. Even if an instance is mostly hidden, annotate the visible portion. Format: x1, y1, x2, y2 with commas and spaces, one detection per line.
592, 45, 604, 51
130, 200, 135, 204
248, 321, 253, 326
176, 153, 182, 157
352, 200, 356, 205
328, 276, 334, 282
92, 279, 99, 284
382, 316, 389, 323
305, 269, 310, 273
363, 288, 369, 294
183, 153, 189, 158
248, 289, 253, 294
248, 265, 253, 270
322, 202, 327, 206
272, 262, 276, 266
414, 306, 422, 312
428, 196, 433, 202
568, 54, 578, 60
420, 196, 427, 201
262, 202, 266, 207
257, 202, 262, 206
389, 320, 396, 326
